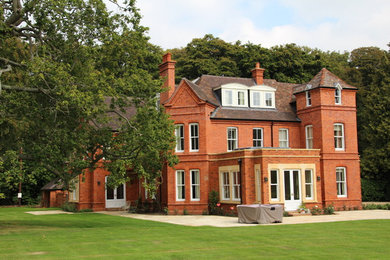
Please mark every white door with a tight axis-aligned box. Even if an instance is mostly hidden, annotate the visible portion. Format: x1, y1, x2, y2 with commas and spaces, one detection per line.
283, 170, 301, 211
105, 176, 126, 208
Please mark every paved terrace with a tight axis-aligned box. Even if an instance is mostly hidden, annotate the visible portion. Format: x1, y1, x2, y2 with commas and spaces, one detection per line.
98, 210, 390, 227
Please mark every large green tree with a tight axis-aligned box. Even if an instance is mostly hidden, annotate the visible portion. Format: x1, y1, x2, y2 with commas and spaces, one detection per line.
0, 0, 177, 204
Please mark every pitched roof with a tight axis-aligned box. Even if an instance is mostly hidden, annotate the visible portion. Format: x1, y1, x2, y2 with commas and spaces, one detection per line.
41, 179, 63, 191
183, 75, 300, 122
91, 97, 137, 130
293, 68, 357, 94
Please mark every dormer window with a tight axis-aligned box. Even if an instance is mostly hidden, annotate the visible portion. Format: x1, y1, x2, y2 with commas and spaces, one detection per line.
335, 83, 342, 105
306, 91, 311, 106
219, 83, 274, 108
221, 84, 248, 107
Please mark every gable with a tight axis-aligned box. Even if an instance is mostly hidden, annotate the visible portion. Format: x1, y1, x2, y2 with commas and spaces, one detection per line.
165, 81, 203, 107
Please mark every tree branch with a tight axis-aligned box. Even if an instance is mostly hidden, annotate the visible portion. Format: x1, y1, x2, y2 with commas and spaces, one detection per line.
0, 57, 25, 67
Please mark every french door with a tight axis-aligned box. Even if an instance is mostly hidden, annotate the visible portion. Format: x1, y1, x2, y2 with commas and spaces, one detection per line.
283, 170, 301, 211
105, 176, 126, 208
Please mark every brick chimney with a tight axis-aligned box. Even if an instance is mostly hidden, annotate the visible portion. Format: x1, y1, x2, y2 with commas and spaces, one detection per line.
159, 53, 176, 104
251, 62, 265, 85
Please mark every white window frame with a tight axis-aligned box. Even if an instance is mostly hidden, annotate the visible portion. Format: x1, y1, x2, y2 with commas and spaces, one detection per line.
232, 171, 241, 201
270, 170, 279, 201
176, 170, 185, 201
279, 128, 289, 148
237, 90, 246, 106
227, 127, 238, 151
304, 169, 314, 199
189, 123, 199, 152
334, 123, 345, 151
222, 171, 230, 200
222, 89, 248, 107
175, 124, 184, 152
335, 85, 342, 105
336, 167, 347, 197
305, 125, 313, 149
253, 128, 263, 148
306, 91, 312, 106
190, 169, 200, 201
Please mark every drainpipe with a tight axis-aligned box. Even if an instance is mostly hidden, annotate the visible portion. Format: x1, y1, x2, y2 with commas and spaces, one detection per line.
238, 158, 243, 204
271, 122, 274, 147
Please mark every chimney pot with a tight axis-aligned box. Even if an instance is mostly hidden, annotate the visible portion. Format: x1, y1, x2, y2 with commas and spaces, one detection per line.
251, 62, 265, 85
159, 53, 176, 104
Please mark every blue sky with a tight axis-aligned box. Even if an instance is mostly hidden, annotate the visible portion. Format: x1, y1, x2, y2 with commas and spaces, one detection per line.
133, 0, 390, 52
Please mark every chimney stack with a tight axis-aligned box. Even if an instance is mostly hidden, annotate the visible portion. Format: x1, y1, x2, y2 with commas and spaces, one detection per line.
159, 53, 176, 104
251, 62, 265, 85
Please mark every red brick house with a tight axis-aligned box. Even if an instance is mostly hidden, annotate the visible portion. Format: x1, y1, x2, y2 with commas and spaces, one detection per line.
45, 53, 362, 213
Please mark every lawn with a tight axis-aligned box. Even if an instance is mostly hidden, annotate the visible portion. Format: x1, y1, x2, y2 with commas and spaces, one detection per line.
1, 207, 390, 259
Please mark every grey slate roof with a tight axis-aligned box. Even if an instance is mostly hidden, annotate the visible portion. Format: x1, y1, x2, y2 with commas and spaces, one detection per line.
293, 68, 357, 94
182, 75, 300, 122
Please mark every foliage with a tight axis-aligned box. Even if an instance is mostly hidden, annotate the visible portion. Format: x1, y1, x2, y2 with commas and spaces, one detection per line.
183, 208, 189, 215
311, 206, 322, 215
344, 45, 390, 200
362, 203, 390, 210
361, 178, 386, 201
170, 34, 350, 84
208, 190, 220, 215
61, 201, 77, 213
0, 0, 177, 203
323, 204, 335, 215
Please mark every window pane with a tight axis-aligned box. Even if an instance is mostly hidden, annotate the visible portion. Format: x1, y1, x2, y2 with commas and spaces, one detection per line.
106, 186, 114, 200
253, 92, 260, 106
271, 170, 277, 184
116, 184, 124, 199
293, 171, 300, 200
284, 171, 291, 200
265, 93, 273, 106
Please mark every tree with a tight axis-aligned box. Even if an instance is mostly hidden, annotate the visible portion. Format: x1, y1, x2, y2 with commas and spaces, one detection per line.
0, 0, 177, 204
345, 46, 390, 200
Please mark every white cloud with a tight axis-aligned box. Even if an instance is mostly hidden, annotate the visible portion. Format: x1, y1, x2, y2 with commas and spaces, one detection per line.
134, 0, 390, 52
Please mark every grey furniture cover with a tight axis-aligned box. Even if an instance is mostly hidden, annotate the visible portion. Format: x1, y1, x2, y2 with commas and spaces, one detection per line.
237, 204, 283, 224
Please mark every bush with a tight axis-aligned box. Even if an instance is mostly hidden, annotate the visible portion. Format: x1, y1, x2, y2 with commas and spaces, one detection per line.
323, 204, 335, 215
208, 190, 220, 215
311, 206, 322, 215
361, 178, 386, 201
79, 208, 93, 213
61, 202, 77, 212
363, 203, 390, 210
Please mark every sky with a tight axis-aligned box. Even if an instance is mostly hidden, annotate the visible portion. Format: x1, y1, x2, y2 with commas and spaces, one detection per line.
133, 0, 390, 52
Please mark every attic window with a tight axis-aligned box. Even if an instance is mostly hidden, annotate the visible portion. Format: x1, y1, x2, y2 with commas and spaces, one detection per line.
221, 88, 248, 107
335, 83, 342, 105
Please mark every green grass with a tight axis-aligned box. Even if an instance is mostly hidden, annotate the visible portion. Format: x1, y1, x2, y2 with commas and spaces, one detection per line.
1, 207, 390, 259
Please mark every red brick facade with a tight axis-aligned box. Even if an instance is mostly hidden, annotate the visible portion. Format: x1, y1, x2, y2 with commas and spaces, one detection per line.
46, 53, 361, 213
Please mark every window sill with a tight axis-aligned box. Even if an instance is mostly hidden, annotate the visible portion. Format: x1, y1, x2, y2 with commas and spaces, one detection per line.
220, 200, 241, 204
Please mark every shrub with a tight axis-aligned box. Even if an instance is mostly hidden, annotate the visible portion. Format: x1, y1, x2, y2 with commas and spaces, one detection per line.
61, 202, 77, 212
361, 178, 386, 201
208, 190, 222, 215
163, 207, 169, 215
183, 208, 189, 215
311, 206, 322, 215
283, 211, 291, 217
79, 208, 93, 213
323, 204, 335, 215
